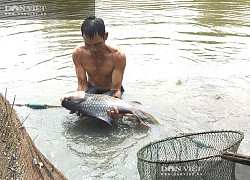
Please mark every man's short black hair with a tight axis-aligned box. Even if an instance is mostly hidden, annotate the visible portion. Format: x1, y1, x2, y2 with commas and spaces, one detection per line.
81, 15, 105, 39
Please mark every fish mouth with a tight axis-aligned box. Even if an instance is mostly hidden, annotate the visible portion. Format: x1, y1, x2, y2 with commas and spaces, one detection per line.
60, 91, 88, 110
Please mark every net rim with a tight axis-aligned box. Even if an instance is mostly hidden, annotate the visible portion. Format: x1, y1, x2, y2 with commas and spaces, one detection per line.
137, 130, 244, 164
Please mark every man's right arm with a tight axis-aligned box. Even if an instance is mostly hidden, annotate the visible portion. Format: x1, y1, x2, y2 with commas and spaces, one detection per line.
72, 48, 88, 92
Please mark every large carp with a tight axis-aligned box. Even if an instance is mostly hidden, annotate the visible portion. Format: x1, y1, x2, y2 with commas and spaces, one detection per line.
61, 91, 155, 126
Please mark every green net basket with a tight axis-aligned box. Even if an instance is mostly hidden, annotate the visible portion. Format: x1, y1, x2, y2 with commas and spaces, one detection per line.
137, 130, 244, 180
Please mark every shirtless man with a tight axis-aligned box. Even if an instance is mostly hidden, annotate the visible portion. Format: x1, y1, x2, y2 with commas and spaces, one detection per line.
72, 16, 126, 117
72, 16, 126, 98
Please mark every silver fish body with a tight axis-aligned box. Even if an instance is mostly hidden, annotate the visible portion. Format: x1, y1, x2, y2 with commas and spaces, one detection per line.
61, 92, 147, 125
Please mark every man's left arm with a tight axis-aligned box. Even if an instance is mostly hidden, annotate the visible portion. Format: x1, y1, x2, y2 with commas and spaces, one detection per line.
107, 51, 126, 119
111, 51, 126, 99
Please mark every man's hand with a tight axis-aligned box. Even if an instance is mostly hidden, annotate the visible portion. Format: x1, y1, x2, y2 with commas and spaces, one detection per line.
107, 107, 120, 119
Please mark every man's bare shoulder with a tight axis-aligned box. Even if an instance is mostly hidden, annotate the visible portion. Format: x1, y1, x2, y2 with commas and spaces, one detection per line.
72, 46, 85, 56
72, 46, 87, 64
106, 43, 126, 60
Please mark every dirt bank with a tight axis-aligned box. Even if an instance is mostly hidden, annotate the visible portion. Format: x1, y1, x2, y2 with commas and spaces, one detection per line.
0, 93, 67, 179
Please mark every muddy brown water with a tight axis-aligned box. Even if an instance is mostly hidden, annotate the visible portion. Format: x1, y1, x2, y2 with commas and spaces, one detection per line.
1, 0, 250, 179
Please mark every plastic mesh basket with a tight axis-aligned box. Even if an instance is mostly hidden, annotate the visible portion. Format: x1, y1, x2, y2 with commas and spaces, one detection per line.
137, 130, 244, 180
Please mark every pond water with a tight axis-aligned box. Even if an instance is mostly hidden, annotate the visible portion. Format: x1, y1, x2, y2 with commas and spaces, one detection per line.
0, 0, 250, 179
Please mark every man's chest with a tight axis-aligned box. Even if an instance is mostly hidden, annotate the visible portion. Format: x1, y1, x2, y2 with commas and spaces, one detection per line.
83, 58, 114, 76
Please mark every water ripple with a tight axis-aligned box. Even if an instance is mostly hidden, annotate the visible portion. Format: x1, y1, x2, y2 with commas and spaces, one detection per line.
1, 0, 250, 179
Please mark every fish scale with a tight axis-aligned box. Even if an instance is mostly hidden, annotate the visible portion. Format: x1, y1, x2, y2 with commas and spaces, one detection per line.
61, 92, 149, 125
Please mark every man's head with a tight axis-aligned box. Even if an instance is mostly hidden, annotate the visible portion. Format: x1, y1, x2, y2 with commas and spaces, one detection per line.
81, 15, 107, 39
81, 16, 108, 53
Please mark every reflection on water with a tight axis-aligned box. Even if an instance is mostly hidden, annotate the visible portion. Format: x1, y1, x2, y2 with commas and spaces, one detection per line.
1, 0, 250, 179
193, 0, 250, 27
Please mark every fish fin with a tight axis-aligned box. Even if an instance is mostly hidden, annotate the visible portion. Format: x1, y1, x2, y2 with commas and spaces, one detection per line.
117, 107, 133, 115
117, 107, 147, 120
102, 90, 118, 96
97, 116, 113, 126
76, 109, 108, 123
118, 107, 149, 126
140, 111, 161, 125
86, 88, 117, 97
137, 117, 149, 127
133, 110, 149, 127
134, 110, 148, 120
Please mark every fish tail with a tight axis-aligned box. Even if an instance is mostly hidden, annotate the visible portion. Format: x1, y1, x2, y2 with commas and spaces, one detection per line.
133, 110, 149, 127
134, 110, 148, 120
118, 107, 149, 126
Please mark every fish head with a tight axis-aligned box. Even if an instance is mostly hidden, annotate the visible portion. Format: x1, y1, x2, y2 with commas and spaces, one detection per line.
61, 91, 86, 112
